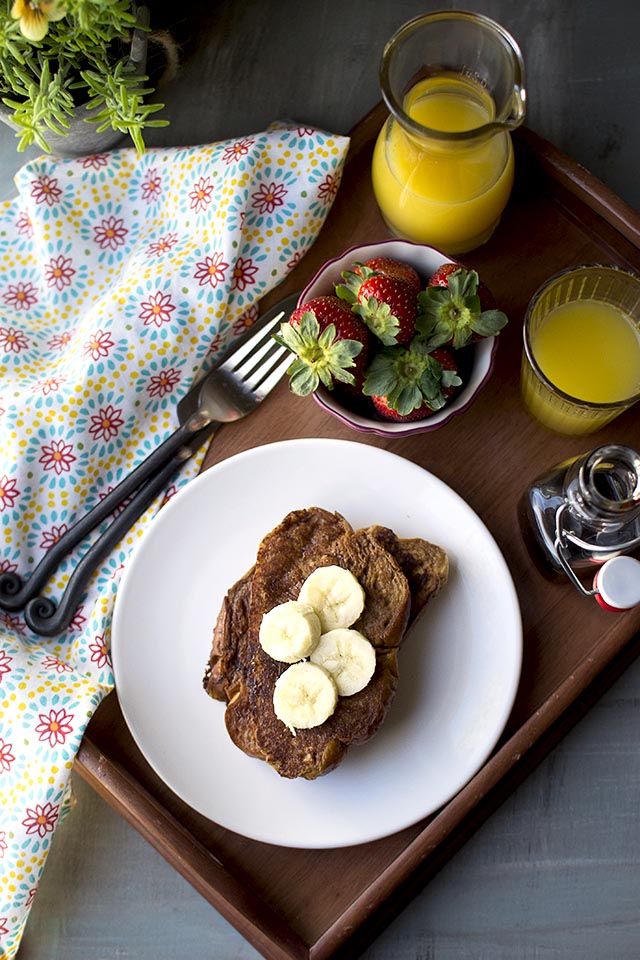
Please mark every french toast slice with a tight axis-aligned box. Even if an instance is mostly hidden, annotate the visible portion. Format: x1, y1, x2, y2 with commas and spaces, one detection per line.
203, 507, 448, 779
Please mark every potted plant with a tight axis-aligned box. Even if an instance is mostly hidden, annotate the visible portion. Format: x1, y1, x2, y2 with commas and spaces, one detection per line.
0, 0, 168, 154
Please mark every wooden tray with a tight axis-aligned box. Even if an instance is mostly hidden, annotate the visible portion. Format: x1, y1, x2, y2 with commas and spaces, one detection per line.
75, 103, 640, 960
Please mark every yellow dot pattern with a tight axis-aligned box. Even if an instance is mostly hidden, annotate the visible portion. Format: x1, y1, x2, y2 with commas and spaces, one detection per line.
0, 123, 350, 957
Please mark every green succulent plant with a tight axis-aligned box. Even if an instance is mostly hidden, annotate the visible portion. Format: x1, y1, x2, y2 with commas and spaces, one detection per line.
0, 0, 168, 152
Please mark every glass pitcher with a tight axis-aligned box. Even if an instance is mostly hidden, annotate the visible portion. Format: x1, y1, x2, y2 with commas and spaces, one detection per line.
372, 11, 526, 255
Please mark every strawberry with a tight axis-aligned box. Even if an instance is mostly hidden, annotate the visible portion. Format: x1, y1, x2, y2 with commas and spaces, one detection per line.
363, 339, 462, 418
358, 257, 422, 296
428, 262, 460, 288
336, 258, 421, 345
415, 265, 507, 349
371, 394, 436, 422
275, 295, 371, 396
334, 269, 417, 346
355, 274, 417, 346
337, 257, 422, 300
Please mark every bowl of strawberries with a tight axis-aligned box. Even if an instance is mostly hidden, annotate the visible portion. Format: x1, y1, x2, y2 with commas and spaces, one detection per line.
276, 239, 508, 437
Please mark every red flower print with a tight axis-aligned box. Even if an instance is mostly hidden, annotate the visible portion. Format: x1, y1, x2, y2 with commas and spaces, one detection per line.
39, 438, 76, 475
0, 650, 13, 679
141, 167, 162, 202
40, 523, 69, 550
93, 215, 128, 250
318, 171, 341, 202
0, 917, 8, 936
35, 707, 74, 747
287, 250, 303, 272
161, 484, 178, 506
148, 232, 178, 257
89, 404, 125, 442
83, 328, 114, 361
297, 127, 315, 136
0, 475, 19, 510
89, 634, 111, 669
251, 181, 287, 214
206, 331, 226, 359
22, 801, 59, 837
30, 174, 62, 206
69, 605, 86, 631
0, 611, 25, 636
0, 558, 17, 574
16, 210, 33, 237
232, 304, 259, 336
0, 738, 15, 773
139, 290, 176, 328
30, 375, 65, 396
230, 256, 258, 292
193, 252, 229, 288
189, 176, 214, 212
98, 485, 133, 517
0, 325, 30, 354
26, 888, 37, 907
222, 137, 255, 164
0, 326, 30, 356
44, 254, 76, 291
3, 282, 38, 312
41, 654, 73, 674
110, 562, 126, 580
147, 366, 181, 398
0, 831, 7, 858
49, 330, 73, 350
81, 153, 109, 169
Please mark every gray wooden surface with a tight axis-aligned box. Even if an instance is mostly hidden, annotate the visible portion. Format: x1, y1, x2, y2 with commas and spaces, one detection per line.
7, 1, 640, 957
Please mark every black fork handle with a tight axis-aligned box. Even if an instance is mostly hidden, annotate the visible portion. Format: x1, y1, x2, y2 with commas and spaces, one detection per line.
23, 453, 183, 637
0, 417, 204, 613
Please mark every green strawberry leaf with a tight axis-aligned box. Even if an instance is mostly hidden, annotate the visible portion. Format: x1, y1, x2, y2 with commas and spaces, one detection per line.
441, 368, 463, 389
361, 351, 399, 396
471, 308, 509, 337
354, 297, 400, 345
418, 325, 453, 351
419, 367, 441, 399
446, 268, 479, 301
335, 281, 358, 304
287, 358, 319, 396
274, 314, 362, 396
394, 383, 423, 416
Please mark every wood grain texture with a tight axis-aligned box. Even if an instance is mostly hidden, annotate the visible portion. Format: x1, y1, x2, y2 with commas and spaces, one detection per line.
7, 1, 640, 958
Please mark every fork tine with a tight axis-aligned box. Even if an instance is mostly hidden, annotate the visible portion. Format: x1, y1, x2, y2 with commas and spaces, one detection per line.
249, 348, 292, 398
220, 310, 285, 372
232, 318, 285, 379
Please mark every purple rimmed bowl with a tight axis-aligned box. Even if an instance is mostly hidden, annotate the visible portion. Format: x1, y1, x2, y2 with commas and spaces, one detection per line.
299, 239, 498, 438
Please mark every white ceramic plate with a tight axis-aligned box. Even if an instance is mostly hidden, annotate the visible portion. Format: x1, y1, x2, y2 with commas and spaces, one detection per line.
112, 439, 522, 849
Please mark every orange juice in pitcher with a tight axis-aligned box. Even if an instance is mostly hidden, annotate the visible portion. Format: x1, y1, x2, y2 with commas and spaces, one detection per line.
373, 12, 526, 255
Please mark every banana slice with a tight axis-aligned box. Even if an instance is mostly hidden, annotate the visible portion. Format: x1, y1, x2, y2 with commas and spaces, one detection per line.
310, 628, 376, 696
273, 661, 338, 733
298, 565, 365, 632
259, 600, 321, 663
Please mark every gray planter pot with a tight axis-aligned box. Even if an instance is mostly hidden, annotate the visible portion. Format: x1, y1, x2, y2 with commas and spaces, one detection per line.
0, 5, 149, 157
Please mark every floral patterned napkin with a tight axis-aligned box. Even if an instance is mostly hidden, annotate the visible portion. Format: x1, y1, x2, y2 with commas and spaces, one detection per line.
0, 123, 349, 958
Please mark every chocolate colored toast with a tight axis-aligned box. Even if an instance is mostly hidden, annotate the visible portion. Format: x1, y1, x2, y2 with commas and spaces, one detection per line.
203, 507, 448, 779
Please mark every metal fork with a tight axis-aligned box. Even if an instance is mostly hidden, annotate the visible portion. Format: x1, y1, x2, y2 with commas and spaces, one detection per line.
0, 292, 297, 637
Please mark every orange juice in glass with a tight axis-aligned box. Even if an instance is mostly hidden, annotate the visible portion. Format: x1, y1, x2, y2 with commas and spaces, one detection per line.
522, 265, 640, 435
372, 12, 526, 255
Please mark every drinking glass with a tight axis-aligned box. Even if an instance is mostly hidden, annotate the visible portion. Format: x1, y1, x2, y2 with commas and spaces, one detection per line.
521, 264, 640, 435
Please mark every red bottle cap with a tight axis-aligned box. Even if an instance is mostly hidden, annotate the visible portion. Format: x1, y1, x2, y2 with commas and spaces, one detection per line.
593, 556, 640, 612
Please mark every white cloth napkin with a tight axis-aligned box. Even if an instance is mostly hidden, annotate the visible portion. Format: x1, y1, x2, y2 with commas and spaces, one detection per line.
0, 122, 349, 957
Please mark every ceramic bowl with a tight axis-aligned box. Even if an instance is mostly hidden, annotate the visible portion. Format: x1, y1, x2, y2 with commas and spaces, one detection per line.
300, 238, 498, 438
